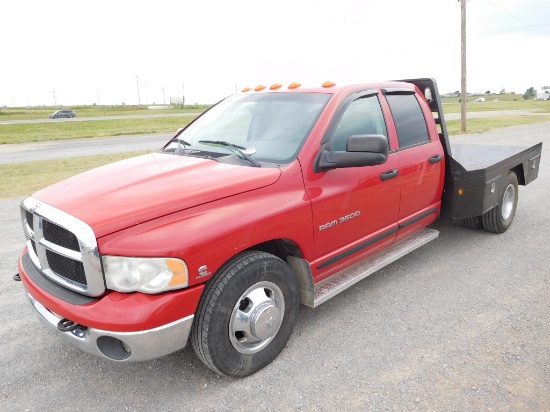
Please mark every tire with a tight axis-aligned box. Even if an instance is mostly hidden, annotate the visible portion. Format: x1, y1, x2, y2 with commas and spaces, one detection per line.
462, 216, 483, 230
482, 171, 518, 234
191, 251, 299, 377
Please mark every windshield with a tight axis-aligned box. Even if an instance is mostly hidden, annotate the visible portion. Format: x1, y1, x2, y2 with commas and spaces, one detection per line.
162, 92, 331, 165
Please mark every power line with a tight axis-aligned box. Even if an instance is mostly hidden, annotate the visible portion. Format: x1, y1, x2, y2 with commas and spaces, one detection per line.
482, 0, 550, 37
472, 21, 550, 38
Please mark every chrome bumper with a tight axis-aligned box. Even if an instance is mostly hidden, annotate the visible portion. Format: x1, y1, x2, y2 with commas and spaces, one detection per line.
28, 294, 193, 362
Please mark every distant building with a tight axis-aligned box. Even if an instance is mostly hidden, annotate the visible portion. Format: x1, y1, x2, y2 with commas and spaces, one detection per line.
538, 86, 550, 100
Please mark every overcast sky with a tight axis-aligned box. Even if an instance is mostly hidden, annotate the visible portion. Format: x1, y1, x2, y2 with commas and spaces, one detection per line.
1, 0, 549, 107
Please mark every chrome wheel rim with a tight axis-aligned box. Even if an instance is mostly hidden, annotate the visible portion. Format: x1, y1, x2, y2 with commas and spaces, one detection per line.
229, 281, 285, 354
501, 183, 516, 221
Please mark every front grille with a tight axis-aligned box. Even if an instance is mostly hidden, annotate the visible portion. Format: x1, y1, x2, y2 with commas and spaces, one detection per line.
43, 219, 80, 251
46, 250, 87, 285
20, 197, 104, 297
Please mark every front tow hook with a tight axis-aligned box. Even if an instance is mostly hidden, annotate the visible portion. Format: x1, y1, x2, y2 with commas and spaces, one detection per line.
57, 318, 87, 333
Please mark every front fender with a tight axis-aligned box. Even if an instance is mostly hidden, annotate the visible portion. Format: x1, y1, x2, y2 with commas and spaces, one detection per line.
98, 162, 313, 287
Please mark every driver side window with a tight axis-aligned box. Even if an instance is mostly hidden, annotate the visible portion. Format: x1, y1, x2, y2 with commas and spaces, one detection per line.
330, 95, 388, 151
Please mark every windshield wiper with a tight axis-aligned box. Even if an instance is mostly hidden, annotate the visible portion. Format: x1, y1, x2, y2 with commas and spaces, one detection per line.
198, 140, 261, 167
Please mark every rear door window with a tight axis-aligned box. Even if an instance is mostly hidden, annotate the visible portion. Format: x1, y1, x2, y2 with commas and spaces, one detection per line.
385, 94, 429, 149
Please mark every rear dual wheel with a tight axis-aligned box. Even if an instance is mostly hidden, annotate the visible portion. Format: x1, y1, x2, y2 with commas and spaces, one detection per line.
191, 251, 299, 377
482, 171, 518, 233
461, 171, 519, 234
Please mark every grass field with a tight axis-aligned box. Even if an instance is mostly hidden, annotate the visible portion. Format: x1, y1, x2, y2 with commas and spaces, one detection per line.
445, 116, 550, 135
442, 98, 550, 114
0, 104, 209, 121
0, 116, 195, 144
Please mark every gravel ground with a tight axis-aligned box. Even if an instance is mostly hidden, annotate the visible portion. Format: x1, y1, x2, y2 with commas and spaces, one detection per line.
1, 122, 549, 411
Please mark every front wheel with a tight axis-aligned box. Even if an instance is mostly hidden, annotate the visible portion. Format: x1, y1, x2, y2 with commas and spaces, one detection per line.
482, 171, 518, 233
191, 251, 299, 377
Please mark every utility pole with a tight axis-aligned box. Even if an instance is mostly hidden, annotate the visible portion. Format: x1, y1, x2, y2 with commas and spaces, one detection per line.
52, 90, 57, 106
135, 75, 141, 105
460, 0, 467, 132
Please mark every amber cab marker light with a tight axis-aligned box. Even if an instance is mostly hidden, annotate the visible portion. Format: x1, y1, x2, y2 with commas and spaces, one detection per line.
288, 82, 301, 89
458, 188, 463, 195
270, 83, 282, 90
241, 87, 252, 93
322, 81, 336, 88
254, 85, 266, 92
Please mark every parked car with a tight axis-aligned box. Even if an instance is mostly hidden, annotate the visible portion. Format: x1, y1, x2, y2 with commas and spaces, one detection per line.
49, 110, 76, 119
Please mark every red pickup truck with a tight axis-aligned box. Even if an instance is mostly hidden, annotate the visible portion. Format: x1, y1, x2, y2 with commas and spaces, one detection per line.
17, 78, 542, 377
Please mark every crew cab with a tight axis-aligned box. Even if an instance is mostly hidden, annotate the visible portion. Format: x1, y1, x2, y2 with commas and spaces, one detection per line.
17, 78, 542, 377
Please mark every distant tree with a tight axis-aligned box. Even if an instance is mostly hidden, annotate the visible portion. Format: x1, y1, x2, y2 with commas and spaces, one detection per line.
454, 90, 460, 96
523, 87, 536, 100
499, 88, 506, 94
485, 90, 491, 94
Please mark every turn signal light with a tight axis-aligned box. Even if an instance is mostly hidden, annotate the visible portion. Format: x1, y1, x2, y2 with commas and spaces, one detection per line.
458, 188, 463, 195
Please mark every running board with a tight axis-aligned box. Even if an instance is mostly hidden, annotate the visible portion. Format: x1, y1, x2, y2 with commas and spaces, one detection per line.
313, 228, 439, 307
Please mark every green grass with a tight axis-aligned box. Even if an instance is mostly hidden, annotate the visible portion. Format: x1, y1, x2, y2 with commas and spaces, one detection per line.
0, 116, 195, 144
0, 151, 148, 199
0, 105, 209, 121
446, 115, 550, 135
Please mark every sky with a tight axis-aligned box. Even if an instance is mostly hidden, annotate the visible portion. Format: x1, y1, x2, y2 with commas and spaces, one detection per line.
1, 0, 549, 107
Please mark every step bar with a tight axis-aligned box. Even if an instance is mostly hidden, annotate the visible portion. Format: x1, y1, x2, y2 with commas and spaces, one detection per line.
288, 228, 439, 308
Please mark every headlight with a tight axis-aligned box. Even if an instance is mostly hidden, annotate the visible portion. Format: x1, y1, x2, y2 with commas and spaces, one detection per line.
102, 256, 188, 294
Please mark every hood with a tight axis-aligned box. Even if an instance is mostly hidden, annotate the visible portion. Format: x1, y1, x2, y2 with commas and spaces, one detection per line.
33, 153, 281, 237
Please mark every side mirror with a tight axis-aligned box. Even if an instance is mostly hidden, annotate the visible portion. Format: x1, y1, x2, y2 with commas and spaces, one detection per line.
317, 134, 389, 171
